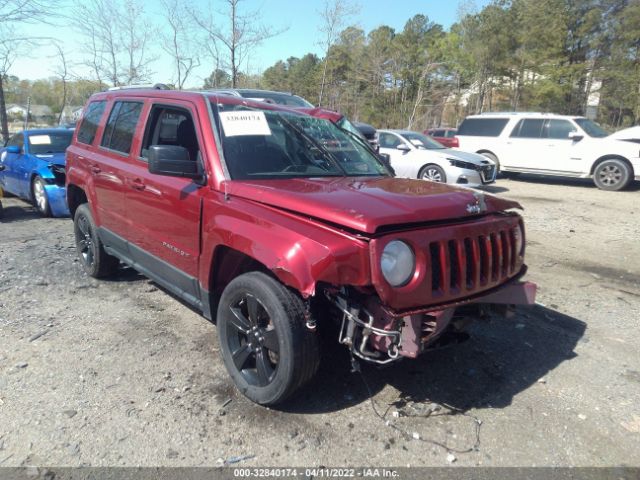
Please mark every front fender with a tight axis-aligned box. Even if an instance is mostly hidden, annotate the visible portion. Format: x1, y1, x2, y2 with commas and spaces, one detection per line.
200, 192, 371, 297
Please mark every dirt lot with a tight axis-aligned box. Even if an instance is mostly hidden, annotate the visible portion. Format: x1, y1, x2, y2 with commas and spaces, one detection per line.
0, 176, 639, 468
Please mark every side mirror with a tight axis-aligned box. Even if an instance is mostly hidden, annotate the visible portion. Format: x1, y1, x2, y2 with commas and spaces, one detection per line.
148, 145, 203, 180
568, 132, 583, 141
6, 146, 20, 154
397, 144, 411, 153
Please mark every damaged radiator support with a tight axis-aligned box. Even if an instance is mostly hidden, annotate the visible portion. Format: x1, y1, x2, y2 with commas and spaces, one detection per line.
325, 289, 455, 364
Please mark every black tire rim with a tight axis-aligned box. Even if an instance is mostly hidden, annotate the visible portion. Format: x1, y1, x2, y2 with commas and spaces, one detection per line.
226, 293, 279, 387
598, 164, 623, 187
76, 214, 95, 268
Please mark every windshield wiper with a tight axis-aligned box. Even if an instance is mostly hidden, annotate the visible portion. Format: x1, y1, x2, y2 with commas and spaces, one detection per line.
277, 115, 347, 175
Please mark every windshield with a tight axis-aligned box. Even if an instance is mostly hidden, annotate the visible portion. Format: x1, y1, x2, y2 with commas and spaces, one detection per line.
241, 91, 314, 108
212, 102, 389, 180
574, 118, 608, 138
399, 131, 446, 150
27, 131, 73, 154
336, 117, 367, 141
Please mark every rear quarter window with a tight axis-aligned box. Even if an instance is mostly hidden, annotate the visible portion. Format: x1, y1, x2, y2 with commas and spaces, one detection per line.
457, 118, 509, 137
77, 101, 106, 145
100, 101, 143, 154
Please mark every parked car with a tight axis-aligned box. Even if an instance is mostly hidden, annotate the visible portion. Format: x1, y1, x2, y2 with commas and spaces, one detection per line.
0, 129, 72, 217
378, 129, 496, 187
210, 88, 314, 108
425, 127, 459, 148
608, 125, 640, 144
0, 164, 4, 218
66, 89, 535, 405
354, 122, 380, 152
456, 112, 640, 191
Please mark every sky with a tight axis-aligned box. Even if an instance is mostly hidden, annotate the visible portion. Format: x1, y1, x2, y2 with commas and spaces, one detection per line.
9, 0, 490, 89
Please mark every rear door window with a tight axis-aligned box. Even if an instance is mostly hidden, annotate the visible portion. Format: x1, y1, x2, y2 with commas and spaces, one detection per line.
510, 119, 545, 138
101, 101, 143, 154
77, 101, 106, 145
457, 118, 509, 136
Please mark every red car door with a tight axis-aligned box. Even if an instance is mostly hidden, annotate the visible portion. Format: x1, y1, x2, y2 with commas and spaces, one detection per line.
122, 100, 203, 293
77, 99, 144, 237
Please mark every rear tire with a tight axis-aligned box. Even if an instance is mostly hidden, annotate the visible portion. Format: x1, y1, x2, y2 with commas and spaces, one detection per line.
418, 164, 447, 183
74, 204, 119, 278
593, 159, 631, 191
32, 176, 51, 217
217, 272, 320, 406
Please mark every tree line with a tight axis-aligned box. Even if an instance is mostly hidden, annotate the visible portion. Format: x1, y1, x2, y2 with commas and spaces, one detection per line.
1, 0, 639, 143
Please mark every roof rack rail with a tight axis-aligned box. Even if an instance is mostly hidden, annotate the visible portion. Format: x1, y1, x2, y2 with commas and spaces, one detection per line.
107, 83, 171, 91
478, 111, 556, 116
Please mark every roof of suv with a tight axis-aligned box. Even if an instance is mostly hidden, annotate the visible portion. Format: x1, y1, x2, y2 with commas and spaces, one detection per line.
467, 112, 585, 120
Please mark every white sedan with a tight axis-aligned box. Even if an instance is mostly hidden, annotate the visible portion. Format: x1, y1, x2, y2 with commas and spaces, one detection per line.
378, 130, 496, 187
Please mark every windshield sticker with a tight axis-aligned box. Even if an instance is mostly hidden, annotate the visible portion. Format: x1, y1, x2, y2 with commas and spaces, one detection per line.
29, 135, 52, 145
219, 111, 272, 137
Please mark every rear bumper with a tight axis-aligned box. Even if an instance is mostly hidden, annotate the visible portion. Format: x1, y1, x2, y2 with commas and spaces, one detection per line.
43, 184, 70, 217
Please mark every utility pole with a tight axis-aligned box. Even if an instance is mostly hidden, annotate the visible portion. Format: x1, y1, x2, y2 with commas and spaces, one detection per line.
24, 97, 30, 130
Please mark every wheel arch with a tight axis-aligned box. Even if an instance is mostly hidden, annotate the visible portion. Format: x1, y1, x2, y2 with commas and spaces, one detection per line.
590, 154, 634, 177
66, 184, 88, 218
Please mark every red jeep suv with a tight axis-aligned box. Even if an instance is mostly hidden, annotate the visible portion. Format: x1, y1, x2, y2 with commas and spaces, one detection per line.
66, 88, 536, 405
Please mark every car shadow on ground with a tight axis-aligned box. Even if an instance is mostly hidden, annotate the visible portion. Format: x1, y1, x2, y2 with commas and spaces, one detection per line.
504, 174, 640, 192
282, 304, 586, 414
0, 198, 72, 223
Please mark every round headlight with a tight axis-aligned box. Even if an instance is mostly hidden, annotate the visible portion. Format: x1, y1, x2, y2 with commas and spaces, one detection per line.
381, 240, 415, 287
513, 223, 524, 255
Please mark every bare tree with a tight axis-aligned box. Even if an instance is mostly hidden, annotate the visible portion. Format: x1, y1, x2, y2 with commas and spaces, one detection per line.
0, 0, 61, 142
161, 0, 200, 89
317, 0, 359, 106
120, 0, 156, 84
190, 0, 286, 88
52, 43, 69, 125
71, 0, 155, 87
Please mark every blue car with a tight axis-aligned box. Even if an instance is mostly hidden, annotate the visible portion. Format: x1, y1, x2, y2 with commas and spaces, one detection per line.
0, 129, 73, 217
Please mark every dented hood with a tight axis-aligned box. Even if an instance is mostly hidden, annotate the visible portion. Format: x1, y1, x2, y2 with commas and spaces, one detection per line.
224, 177, 521, 234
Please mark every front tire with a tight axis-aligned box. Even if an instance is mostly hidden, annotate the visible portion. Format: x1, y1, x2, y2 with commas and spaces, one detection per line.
32, 176, 51, 217
593, 159, 631, 191
217, 272, 320, 406
74, 204, 119, 278
419, 164, 447, 183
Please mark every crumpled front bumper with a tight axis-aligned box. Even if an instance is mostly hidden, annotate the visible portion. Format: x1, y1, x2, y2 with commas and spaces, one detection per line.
43, 184, 70, 217
329, 279, 537, 364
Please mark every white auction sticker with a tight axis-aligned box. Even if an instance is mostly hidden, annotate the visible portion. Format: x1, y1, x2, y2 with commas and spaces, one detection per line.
29, 135, 52, 145
219, 111, 271, 137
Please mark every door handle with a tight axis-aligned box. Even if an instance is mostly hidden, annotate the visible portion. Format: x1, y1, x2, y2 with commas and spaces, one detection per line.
89, 164, 101, 174
130, 178, 146, 191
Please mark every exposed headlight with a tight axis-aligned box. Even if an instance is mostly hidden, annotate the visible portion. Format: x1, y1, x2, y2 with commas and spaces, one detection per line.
447, 158, 478, 170
512, 222, 524, 256
381, 240, 415, 287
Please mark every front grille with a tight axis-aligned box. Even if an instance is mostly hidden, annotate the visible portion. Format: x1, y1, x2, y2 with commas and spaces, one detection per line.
428, 227, 517, 295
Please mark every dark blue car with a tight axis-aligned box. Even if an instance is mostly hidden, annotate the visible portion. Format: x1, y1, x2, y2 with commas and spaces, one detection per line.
0, 129, 73, 217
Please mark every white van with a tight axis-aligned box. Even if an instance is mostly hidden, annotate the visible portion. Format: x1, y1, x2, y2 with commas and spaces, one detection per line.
455, 112, 640, 191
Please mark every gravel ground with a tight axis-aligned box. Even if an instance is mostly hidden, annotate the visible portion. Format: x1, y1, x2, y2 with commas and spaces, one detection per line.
0, 176, 639, 468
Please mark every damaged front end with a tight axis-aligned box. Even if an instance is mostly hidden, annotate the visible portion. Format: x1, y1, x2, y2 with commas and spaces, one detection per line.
325, 280, 536, 365
322, 211, 537, 365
